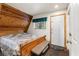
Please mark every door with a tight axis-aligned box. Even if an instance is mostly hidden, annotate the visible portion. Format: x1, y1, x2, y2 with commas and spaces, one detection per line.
51, 15, 64, 47
67, 4, 79, 56
66, 9, 73, 55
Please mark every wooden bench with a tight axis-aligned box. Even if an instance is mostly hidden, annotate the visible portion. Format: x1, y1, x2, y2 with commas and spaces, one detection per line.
32, 40, 49, 55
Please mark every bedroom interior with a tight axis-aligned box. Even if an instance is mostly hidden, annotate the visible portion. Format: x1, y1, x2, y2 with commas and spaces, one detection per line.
0, 3, 79, 56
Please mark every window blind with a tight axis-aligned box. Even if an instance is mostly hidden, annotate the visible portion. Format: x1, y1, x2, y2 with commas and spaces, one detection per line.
32, 17, 47, 22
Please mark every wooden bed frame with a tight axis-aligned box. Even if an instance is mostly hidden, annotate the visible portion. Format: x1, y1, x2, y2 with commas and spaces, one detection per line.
20, 35, 46, 56
0, 3, 46, 56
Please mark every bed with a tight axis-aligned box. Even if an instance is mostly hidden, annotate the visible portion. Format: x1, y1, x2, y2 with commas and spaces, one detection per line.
0, 3, 46, 56
0, 33, 46, 56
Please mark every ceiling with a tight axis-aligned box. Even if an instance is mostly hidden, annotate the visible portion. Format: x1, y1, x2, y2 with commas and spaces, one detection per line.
7, 3, 69, 16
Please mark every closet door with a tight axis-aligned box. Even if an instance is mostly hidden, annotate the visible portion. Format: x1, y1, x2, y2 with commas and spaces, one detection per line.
51, 15, 64, 47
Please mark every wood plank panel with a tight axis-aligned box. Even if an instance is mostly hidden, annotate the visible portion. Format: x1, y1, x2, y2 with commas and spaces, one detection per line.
0, 3, 33, 36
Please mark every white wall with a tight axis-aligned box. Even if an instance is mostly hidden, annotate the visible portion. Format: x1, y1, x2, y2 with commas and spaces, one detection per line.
28, 10, 66, 42
28, 13, 50, 41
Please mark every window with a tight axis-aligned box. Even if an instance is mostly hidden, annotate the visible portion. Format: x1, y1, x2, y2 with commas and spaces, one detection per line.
32, 17, 47, 29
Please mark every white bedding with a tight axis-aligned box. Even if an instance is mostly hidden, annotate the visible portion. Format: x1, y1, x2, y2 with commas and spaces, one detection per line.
0, 33, 32, 51
0, 33, 45, 55
0, 33, 44, 50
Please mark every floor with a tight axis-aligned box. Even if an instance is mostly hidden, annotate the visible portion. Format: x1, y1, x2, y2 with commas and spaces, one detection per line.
0, 44, 69, 56
32, 44, 69, 56
42, 44, 69, 56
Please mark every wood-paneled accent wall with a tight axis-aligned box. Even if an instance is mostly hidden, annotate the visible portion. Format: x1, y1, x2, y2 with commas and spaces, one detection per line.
0, 3, 33, 36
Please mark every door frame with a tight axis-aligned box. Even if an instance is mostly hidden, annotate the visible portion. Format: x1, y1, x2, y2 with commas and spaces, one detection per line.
50, 13, 67, 48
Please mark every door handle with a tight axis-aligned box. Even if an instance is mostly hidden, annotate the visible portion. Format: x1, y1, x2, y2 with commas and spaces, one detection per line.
67, 40, 72, 44
69, 33, 72, 37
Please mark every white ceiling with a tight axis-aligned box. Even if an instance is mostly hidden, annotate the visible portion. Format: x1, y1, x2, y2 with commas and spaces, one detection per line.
7, 3, 69, 16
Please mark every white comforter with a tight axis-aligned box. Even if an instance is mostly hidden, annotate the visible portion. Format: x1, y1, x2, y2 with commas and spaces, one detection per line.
0, 33, 32, 51
0, 33, 43, 56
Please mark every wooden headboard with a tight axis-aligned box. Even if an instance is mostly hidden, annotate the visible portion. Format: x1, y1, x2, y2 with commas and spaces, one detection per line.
0, 3, 33, 36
